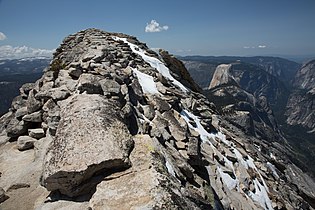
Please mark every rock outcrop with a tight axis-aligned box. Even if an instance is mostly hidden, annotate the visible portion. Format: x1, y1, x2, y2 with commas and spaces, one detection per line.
204, 62, 290, 119
208, 64, 236, 89
41, 94, 133, 197
0, 28, 315, 210
159, 50, 202, 93
286, 59, 315, 132
181, 56, 300, 90
205, 63, 281, 142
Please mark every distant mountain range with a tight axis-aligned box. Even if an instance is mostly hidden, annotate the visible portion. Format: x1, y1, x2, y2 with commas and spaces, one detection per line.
0, 58, 50, 115
181, 55, 315, 176
180, 55, 301, 89
0, 57, 51, 76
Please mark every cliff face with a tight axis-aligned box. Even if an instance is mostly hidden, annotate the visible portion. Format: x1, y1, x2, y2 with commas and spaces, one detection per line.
286, 60, 315, 132
243, 56, 299, 85
208, 64, 235, 89
181, 60, 218, 88
193, 60, 290, 116
0, 29, 315, 210
205, 63, 282, 142
181, 56, 300, 90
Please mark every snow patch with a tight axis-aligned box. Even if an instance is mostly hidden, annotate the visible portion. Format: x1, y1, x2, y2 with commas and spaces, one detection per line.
254, 144, 261, 152
216, 131, 233, 147
270, 152, 276, 160
223, 156, 234, 171
289, 167, 297, 177
132, 68, 159, 94
218, 167, 238, 190
113, 36, 188, 92
267, 162, 279, 179
180, 109, 273, 209
180, 109, 210, 142
180, 109, 232, 147
246, 155, 269, 192
165, 160, 176, 177
246, 156, 257, 170
249, 179, 273, 210
233, 149, 249, 169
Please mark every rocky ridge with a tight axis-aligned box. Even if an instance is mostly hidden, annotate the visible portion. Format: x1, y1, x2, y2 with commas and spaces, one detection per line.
0, 28, 314, 210
286, 59, 315, 132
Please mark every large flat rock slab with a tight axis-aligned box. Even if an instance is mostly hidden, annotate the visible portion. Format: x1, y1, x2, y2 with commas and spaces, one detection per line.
89, 134, 158, 210
41, 94, 133, 197
0, 137, 52, 210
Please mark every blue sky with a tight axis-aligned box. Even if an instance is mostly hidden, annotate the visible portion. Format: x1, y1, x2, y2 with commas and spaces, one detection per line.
0, 0, 315, 58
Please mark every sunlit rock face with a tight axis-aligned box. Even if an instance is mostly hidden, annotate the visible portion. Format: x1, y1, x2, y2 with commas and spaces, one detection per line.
286, 59, 315, 132
0, 29, 314, 210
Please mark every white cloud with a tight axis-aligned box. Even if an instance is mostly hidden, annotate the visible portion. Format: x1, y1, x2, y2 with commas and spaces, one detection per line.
145, 20, 169, 33
176, 49, 192, 53
243, 45, 267, 49
258, 45, 267, 48
0, 45, 55, 59
0, 32, 7, 41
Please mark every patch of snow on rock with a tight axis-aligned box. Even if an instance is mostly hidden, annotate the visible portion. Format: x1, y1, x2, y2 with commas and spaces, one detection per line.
270, 152, 276, 160
165, 160, 176, 177
267, 162, 280, 179
218, 167, 238, 190
113, 36, 188, 92
180, 109, 213, 143
132, 68, 159, 94
249, 179, 274, 210
180, 109, 273, 209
